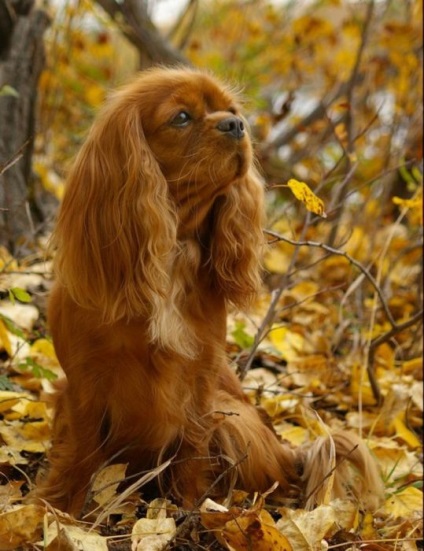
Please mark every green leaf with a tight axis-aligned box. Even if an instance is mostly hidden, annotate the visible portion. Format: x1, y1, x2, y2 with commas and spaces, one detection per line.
0, 375, 15, 391
0, 313, 25, 339
10, 287, 32, 303
0, 84, 19, 98
18, 357, 58, 382
232, 320, 255, 349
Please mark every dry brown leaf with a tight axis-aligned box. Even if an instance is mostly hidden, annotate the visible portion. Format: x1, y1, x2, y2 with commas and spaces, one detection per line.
201, 497, 292, 551
45, 522, 109, 551
370, 438, 423, 482
0, 481, 24, 509
278, 500, 358, 549
0, 504, 44, 551
131, 517, 176, 551
91, 463, 127, 507
0, 422, 49, 453
222, 510, 292, 551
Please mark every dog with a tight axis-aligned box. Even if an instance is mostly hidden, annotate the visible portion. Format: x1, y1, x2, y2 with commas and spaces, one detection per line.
36, 67, 383, 515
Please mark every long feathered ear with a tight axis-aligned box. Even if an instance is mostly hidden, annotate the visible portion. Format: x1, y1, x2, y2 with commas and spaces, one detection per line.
210, 167, 265, 309
51, 92, 178, 326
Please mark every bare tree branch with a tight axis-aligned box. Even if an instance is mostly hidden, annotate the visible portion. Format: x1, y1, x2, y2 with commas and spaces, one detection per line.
264, 231, 398, 327
242, 230, 423, 404
367, 311, 423, 404
95, 0, 189, 66
327, 0, 375, 246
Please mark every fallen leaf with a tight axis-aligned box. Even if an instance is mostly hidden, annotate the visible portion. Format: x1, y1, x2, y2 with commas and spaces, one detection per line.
91, 463, 127, 507
0, 302, 39, 332
382, 487, 423, 519
0, 446, 27, 466
370, 438, 423, 482
0, 320, 12, 356
224, 509, 293, 551
0, 391, 28, 414
0, 481, 24, 508
0, 420, 50, 453
269, 326, 306, 362
277, 502, 348, 550
45, 521, 109, 551
0, 504, 44, 550
131, 517, 176, 551
393, 414, 421, 448
201, 499, 292, 551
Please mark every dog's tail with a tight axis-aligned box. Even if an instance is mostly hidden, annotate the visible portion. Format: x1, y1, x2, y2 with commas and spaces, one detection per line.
299, 430, 384, 510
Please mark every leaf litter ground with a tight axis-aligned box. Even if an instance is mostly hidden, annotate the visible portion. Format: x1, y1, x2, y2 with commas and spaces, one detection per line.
0, 206, 422, 551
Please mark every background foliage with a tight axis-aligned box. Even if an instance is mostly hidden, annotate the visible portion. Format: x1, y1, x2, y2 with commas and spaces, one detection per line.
0, 0, 422, 549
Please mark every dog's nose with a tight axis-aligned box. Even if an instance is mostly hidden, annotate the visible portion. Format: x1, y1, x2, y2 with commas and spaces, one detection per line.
216, 116, 245, 139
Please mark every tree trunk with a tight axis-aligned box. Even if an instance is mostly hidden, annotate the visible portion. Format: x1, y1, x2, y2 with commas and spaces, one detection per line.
0, 0, 50, 256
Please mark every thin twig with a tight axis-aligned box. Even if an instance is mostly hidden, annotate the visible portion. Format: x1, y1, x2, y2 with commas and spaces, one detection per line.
265, 231, 398, 328
165, 451, 249, 549
328, 0, 375, 246
0, 141, 29, 177
238, 213, 313, 380
260, 231, 423, 404
367, 311, 423, 404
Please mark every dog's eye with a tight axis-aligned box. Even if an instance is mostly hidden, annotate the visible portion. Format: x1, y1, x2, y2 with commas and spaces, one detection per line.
171, 111, 191, 127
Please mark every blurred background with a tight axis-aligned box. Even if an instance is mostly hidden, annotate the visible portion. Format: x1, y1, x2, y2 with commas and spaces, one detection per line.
0, 0, 422, 257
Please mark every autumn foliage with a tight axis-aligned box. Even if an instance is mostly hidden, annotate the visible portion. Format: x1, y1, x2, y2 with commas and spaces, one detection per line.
0, 0, 422, 549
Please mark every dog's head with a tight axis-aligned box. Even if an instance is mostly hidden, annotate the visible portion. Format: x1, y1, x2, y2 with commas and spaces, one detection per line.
97, 68, 254, 232
52, 67, 264, 354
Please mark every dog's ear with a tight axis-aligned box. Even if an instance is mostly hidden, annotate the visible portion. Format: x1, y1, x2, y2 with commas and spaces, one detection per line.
51, 92, 178, 324
210, 167, 265, 309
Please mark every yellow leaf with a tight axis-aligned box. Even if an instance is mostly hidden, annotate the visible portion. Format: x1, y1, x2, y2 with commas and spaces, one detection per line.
402, 357, 422, 374
92, 464, 127, 506
263, 243, 293, 274
132, 516, 176, 551
30, 338, 57, 360
223, 510, 292, 551
0, 246, 18, 271
45, 522, 109, 550
392, 196, 421, 209
371, 439, 422, 482
269, 326, 305, 362
201, 499, 292, 551
361, 512, 377, 540
286, 179, 327, 217
393, 415, 421, 448
0, 319, 12, 357
0, 416, 50, 453
0, 504, 44, 550
0, 391, 27, 414
6, 398, 49, 421
277, 504, 337, 550
393, 194, 423, 225
85, 84, 105, 108
262, 394, 300, 418
383, 487, 423, 519
276, 423, 309, 446
350, 363, 377, 406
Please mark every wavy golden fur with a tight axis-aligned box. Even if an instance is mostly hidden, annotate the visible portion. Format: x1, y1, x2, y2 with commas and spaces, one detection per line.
36, 67, 383, 515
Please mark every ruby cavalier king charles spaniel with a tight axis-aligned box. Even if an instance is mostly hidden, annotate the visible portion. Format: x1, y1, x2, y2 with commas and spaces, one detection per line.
37, 67, 383, 515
